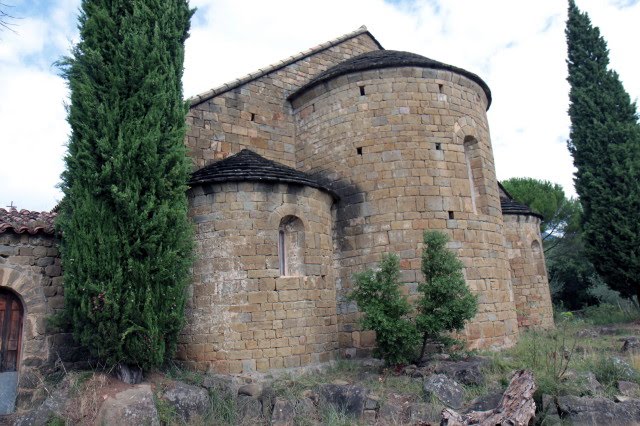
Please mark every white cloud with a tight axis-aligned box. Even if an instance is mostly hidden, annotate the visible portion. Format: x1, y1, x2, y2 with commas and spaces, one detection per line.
2, 0, 640, 210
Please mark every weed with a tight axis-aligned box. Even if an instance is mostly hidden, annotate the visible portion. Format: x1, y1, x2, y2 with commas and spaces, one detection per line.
206, 387, 237, 425
319, 404, 356, 426
164, 362, 204, 387
46, 416, 66, 426
154, 394, 179, 425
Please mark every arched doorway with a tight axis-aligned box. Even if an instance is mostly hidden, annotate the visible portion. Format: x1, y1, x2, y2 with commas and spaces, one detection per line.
0, 288, 23, 414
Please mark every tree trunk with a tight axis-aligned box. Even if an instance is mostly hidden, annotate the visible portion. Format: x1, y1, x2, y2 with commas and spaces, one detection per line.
116, 363, 143, 384
419, 334, 429, 361
441, 370, 536, 426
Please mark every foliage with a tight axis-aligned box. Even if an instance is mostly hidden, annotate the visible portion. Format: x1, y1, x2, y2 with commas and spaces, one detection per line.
57, 0, 195, 371
566, 0, 640, 301
349, 254, 419, 365
415, 231, 477, 359
501, 178, 581, 243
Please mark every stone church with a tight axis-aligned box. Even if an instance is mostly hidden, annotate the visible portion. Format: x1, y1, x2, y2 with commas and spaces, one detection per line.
0, 26, 553, 403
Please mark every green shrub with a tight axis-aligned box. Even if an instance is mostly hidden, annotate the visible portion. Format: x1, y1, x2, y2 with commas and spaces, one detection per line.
349, 254, 420, 366
415, 231, 478, 360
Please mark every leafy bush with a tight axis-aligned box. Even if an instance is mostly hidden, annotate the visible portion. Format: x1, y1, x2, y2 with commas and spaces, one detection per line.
415, 231, 478, 359
349, 254, 419, 366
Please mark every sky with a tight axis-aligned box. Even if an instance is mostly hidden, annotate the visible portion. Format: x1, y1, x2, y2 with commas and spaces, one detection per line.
1, 0, 639, 212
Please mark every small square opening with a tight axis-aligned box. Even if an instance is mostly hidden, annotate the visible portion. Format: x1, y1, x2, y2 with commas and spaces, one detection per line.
356, 147, 363, 155
359, 86, 366, 96
438, 84, 444, 93
435, 143, 442, 150
448, 211, 455, 219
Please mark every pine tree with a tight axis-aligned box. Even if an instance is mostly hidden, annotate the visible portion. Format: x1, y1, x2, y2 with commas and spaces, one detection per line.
57, 0, 194, 377
566, 0, 640, 300
416, 231, 477, 360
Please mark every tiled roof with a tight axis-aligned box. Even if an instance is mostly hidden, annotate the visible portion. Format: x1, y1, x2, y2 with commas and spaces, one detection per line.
0, 208, 57, 235
498, 183, 543, 219
187, 26, 383, 108
189, 149, 339, 199
288, 50, 492, 108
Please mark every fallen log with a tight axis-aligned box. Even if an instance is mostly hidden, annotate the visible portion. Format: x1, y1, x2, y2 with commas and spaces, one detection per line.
441, 369, 536, 426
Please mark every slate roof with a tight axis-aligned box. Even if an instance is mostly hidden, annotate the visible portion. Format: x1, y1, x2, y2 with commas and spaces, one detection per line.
189, 150, 339, 199
288, 50, 492, 108
498, 183, 543, 219
0, 208, 57, 235
187, 26, 383, 108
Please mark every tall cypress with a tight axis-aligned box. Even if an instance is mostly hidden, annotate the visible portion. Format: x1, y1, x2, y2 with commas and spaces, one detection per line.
58, 0, 194, 376
566, 0, 640, 300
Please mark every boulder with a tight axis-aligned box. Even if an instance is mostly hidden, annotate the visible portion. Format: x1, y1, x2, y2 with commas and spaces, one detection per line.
13, 384, 69, 426
95, 384, 159, 426
618, 381, 640, 397
557, 395, 640, 425
271, 397, 295, 426
423, 374, 464, 409
238, 383, 263, 398
236, 394, 263, 421
622, 337, 640, 352
465, 391, 503, 412
582, 372, 604, 395
318, 383, 369, 418
432, 356, 488, 386
161, 381, 210, 422
202, 374, 243, 399
377, 393, 412, 424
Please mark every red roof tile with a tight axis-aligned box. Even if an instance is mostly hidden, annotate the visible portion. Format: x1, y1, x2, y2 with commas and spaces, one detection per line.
0, 208, 57, 235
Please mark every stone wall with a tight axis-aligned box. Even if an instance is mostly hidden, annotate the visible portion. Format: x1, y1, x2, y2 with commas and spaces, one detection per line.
503, 214, 554, 329
179, 182, 336, 374
0, 232, 83, 409
185, 32, 380, 169
292, 66, 518, 352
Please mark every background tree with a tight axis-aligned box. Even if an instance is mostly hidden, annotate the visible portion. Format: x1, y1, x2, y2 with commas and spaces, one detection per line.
349, 254, 419, 366
416, 231, 477, 360
58, 0, 194, 380
501, 178, 581, 252
0, 2, 18, 33
566, 0, 640, 301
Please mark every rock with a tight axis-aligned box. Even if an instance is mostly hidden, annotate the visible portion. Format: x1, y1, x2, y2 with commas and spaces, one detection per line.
540, 394, 562, 424
557, 395, 640, 425
423, 374, 464, 409
613, 357, 638, 381
161, 381, 210, 422
622, 337, 640, 352
202, 374, 243, 399
236, 394, 263, 421
318, 383, 369, 418
582, 372, 604, 395
331, 379, 349, 386
95, 384, 159, 426
238, 383, 263, 398
465, 391, 502, 412
432, 356, 488, 386
618, 381, 640, 397
377, 393, 413, 423
115, 363, 143, 384
271, 397, 295, 426
13, 384, 69, 426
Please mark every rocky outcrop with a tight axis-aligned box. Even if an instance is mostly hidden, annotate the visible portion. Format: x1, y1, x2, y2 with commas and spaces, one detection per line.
161, 381, 210, 422
556, 395, 640, 426
423, 374, 465, 409
95, 384, 159, 426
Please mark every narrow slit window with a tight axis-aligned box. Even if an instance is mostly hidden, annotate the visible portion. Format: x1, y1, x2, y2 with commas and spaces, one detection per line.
438, 84, 444, 93
356, 147, 363, 155
312, 104, 315, 112
278, 229, 286, 276
448, 211, 455, 219
250, 113, 255, 122
359, 86, 366, 96
435, 143, 442, 150
278, 215, 305, 277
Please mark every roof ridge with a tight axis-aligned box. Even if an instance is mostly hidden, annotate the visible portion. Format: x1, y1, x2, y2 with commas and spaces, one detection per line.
187, 26, 383, 108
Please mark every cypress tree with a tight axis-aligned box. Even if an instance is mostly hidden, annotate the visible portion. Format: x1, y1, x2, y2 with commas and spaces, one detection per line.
58, 0, 194, 377
566, 0, 640, 301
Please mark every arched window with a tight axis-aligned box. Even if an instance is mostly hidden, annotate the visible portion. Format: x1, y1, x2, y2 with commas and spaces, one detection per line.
463, 136, 480, 214
531, 240, 542, 257
278, 216, 305, 276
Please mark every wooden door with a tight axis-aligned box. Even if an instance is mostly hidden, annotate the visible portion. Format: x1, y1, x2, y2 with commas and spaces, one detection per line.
0, 291, 23, 372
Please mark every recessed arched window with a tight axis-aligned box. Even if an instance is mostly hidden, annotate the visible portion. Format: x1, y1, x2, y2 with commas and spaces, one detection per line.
531, 240, 542, 257
463, 136, 480, 214
278, 215, 305, 276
